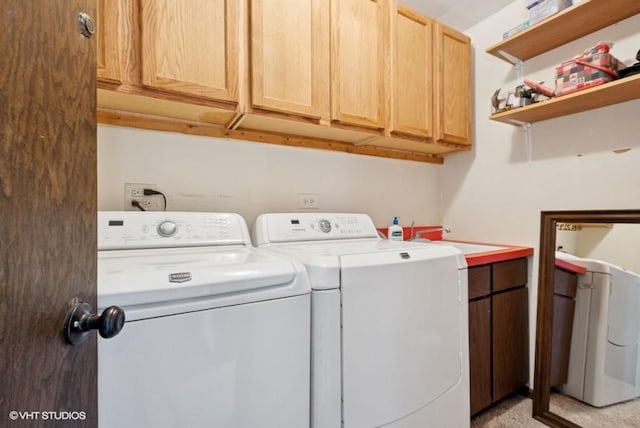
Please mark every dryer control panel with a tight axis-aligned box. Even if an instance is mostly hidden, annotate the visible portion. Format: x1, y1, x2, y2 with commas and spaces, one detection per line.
98, 212, 251, 250
253, 213, 380, 244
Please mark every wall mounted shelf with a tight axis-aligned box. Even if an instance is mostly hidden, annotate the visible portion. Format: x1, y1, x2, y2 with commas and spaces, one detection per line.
486, 0, 640, 63
489, 73, 640, 125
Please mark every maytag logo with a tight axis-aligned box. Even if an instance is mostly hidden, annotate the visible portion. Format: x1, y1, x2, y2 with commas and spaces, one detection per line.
169, 272, 192, 283
400, 252, 410, 259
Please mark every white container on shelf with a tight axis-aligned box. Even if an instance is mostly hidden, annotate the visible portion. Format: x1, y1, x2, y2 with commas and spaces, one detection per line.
388, 217, 403, 241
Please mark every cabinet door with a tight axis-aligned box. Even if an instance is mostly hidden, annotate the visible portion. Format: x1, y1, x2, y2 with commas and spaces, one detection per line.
434, 23, 471, 145
469, 298, 492, 415
391, 5, 433, 138
493, 257, 528, 293
251, 0, 329, 119
468, 264, 491, 300
97, 0, 122, 83
140, 0, 239, 103
330, 0, 387, 129
551, 295, 575, 386
550, 268, 578, 386
492, 287, 529, 401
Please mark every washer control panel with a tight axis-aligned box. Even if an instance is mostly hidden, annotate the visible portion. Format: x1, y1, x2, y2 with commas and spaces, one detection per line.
254, 213, 380, 244
98, 212, 250, 250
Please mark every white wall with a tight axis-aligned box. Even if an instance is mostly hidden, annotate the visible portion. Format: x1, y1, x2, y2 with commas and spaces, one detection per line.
440, 2, 640, 384
97, 125, 441, 228
575, 225, 640, 273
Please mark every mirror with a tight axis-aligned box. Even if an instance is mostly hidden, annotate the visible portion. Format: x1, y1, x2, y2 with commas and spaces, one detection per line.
533, 210, 640, 427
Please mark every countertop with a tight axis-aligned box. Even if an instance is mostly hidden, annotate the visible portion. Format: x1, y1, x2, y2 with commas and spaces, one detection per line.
555, 257, 587, 274
439, 240, 534, 267
376, 226, 533, 266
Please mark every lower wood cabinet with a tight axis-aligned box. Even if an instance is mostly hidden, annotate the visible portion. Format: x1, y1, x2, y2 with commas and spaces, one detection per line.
551, 267, 578, 386
469, 297, 492, 412
468, 258, 529, 415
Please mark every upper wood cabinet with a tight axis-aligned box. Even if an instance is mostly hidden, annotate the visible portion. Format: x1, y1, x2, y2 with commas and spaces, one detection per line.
434, 23, 472, 145
250, 0, 329, 119
140, 0, 240, 104
97, 0, 122, 83
96, 0, 473, 163
390, 4, 433, 139
330, 0, 388, 130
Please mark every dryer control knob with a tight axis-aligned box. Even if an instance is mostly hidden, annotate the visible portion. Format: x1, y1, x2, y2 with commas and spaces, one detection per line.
157, 220, 178, 237
319, 219, 332, 233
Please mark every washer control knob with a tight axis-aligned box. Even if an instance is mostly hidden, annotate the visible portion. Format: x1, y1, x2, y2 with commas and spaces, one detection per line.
318, 219, 332, 233
157, 220, 177, 237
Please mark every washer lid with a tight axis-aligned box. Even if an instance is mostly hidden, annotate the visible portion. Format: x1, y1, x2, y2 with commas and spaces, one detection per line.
98, 245, 308, 316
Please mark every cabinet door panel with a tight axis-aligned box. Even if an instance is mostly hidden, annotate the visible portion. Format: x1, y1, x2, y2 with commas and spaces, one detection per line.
391, 5, 432, 138
434, 23, 471, 145
331, 0, 386, 129
554, 266, 578, 298
551, 294, 575, 386
140, 0, 239, 102
469, 298, 492, 415
468, 265, 491, 300
97, 0, 121, 83
251, 0, 328, 118
492, 287, 529, 401
493, 257, 527, 293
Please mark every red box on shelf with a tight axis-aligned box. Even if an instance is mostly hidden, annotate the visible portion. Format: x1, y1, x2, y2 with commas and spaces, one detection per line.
555, 52, 623, 96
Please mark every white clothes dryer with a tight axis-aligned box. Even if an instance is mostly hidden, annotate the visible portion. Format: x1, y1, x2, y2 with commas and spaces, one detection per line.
97, 212, 311, 428
559, 252, 640, 407
252, 213, 470, 428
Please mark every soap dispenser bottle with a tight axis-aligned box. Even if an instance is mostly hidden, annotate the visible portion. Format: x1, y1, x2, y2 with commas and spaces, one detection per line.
388, 217, 403, 241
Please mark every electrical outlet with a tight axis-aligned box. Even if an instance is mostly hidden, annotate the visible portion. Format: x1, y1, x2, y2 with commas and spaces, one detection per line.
124, 183, 165, 211
298, 193, 319, 209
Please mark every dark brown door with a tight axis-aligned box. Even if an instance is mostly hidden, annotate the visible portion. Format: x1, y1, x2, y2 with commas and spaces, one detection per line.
1, 0, 98, 426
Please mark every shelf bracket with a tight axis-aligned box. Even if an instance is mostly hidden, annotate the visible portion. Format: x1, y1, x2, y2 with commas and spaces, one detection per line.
523, 122, 533, 164
497, 49, 522, 65
515, 60, 525, 85
497, 50, 525, 85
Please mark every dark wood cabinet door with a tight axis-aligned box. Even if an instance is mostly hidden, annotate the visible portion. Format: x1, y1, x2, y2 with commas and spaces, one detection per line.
493, 258, 528, 293
492, 287, 529, 401
468, 265, 491, 299
0, 0, 98, 425
551, 295, 576, 386
550, 268, 578, 386
469, 298, 492, 415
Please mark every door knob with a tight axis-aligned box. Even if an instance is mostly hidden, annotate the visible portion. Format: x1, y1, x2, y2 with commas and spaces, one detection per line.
64, 301, 125, 345
78, 12, 95, 38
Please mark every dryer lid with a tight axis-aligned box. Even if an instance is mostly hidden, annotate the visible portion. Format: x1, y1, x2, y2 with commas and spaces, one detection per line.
259, 239, 466, 290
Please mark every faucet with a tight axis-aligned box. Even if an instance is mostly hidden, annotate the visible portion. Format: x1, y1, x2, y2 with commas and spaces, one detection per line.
411, 226, 451, 241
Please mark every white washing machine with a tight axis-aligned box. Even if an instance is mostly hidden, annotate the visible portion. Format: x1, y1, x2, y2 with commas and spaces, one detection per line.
97, 212, 311, 428
559, 252, 640, 407
252, 213, 470, 428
